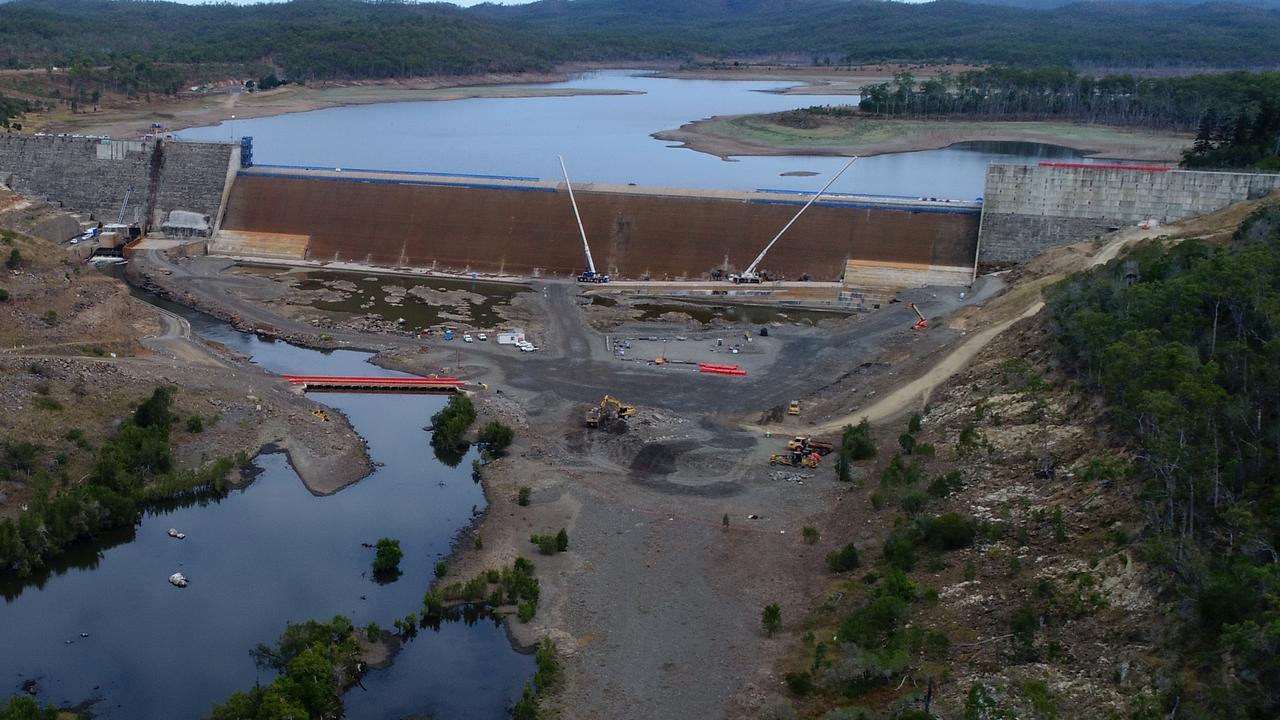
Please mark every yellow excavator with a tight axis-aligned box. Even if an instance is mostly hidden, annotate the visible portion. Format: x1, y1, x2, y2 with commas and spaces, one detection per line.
585, 395, 637, 427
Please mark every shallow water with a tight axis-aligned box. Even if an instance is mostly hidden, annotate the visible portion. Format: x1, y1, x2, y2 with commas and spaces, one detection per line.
286, 268, 528, 330
0, 307, 532, 718
180, 70, 1109, 199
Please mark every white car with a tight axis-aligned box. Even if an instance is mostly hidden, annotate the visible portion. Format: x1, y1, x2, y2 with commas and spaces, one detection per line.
463, 334, 473, 343
477, 332, 488, 341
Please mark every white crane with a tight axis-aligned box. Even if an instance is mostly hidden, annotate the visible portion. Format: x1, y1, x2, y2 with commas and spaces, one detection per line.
730, 156, 858, 284
560, 156, 609, 284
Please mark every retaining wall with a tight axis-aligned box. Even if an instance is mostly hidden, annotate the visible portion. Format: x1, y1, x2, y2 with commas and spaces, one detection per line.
219, 173, 980, 282
0, 134, 237, 233
979, 163, 1280, 263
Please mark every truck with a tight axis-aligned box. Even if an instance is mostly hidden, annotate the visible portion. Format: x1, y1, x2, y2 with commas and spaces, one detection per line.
787, 436, 835, 456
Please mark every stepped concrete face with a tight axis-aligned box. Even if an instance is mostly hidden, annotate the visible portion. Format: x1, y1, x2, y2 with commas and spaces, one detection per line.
0, 134, 238, 231
978, 163, 1280, 264
218, 169, 981, 282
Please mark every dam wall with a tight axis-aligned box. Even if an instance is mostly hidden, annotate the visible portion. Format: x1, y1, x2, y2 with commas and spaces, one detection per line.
218, 169, 981, 282
0, 134, 238, 233
979, 162, 1280, 264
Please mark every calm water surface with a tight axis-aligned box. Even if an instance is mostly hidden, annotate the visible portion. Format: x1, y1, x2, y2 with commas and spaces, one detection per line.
0, 310, 532, 718
180, 71, 1106, 199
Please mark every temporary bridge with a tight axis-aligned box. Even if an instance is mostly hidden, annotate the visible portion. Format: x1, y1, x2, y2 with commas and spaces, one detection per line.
281, 375, 465, 393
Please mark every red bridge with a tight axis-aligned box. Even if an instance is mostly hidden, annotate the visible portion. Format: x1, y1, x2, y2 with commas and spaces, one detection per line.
281, 375, 465, 393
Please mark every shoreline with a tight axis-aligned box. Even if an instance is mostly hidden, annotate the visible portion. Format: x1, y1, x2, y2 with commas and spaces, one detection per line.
27, 72, 641, 138
654, 111, 1192, 162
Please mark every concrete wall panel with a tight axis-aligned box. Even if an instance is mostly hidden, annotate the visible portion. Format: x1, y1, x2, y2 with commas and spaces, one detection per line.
221, 175, 980, 281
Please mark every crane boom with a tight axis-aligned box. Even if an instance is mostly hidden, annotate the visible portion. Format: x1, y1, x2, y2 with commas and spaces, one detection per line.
741, 156, 857, 277
559, 156, 598, 277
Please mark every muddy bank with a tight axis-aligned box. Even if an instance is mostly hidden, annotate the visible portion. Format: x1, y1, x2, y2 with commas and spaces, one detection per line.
655, 112, 1190, 162
34, 72, 641, 137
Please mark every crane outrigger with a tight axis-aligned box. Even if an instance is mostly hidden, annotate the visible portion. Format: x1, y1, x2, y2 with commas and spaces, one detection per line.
560, 156, 609, 284
730, 156, 858, 284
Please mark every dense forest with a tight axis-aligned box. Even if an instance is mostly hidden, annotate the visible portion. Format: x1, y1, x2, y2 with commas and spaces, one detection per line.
1046, 206, 1280, 718
851, 67, 1280, 168
0, 94, 28, 129
0, 0, 1279, 97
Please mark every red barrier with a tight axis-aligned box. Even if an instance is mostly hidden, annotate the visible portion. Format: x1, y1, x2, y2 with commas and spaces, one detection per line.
698, 363, 748, 376
1038, 162, 1171, 172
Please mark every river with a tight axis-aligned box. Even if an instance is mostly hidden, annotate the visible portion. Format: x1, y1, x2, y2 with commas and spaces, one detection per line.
0, 305, 533, 718
179, 70, 1098, 199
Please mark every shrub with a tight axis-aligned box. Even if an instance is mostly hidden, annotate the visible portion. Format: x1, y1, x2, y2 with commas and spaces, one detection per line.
530, 534, 558, 555
801, 526, 820, 544
511, 684, 538, 720
927, 470, 963, 498
908, 414, 923, 433
365, 622, 380, 641
372, 538, 402, 575
839, 594, 908, 647
0, 287, 8, 302
5, 248, 20, 269
517, 599, 537, 622
434, 560, 448, 578
517, 486, 531, 506
883, 525, 919, 571
423, 591, 443, 617
477, 420, 515, 454
920, 513, 977, 551
32, 396, 62, 411
186, 415, 204, 433
1023, 679, 1058, 719
785, 671, 813, 696
900, 491, 928, 516
826, 543, 861, 573
555, 528, 568, 552
41, 310, 58, 326
762, 603, 782, 635
879, 454, 922, 487
898, 433, 917, 454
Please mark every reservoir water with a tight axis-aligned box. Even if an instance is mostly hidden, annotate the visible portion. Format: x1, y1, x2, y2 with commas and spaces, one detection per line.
0, 307, 533, 718
180, 70, 1100, 199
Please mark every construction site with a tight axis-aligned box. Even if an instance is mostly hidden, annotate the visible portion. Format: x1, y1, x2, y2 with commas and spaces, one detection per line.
4, 130, 1280, 719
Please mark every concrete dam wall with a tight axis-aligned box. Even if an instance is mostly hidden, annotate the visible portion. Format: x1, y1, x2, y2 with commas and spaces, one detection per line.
0, 134, 238, 234
979, 162, 1280, 264
218, 169, 981, 282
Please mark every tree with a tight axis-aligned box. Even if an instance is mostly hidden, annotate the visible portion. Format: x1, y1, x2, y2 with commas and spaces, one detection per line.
5, 248, 19, 270
555, 528, 568, 552
762, 603, 782, 635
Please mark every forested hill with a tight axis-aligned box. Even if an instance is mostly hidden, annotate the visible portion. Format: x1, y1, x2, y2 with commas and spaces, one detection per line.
477, 0, 1280, 67
1, 0, 1280, 81
0, 0, 559, 79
